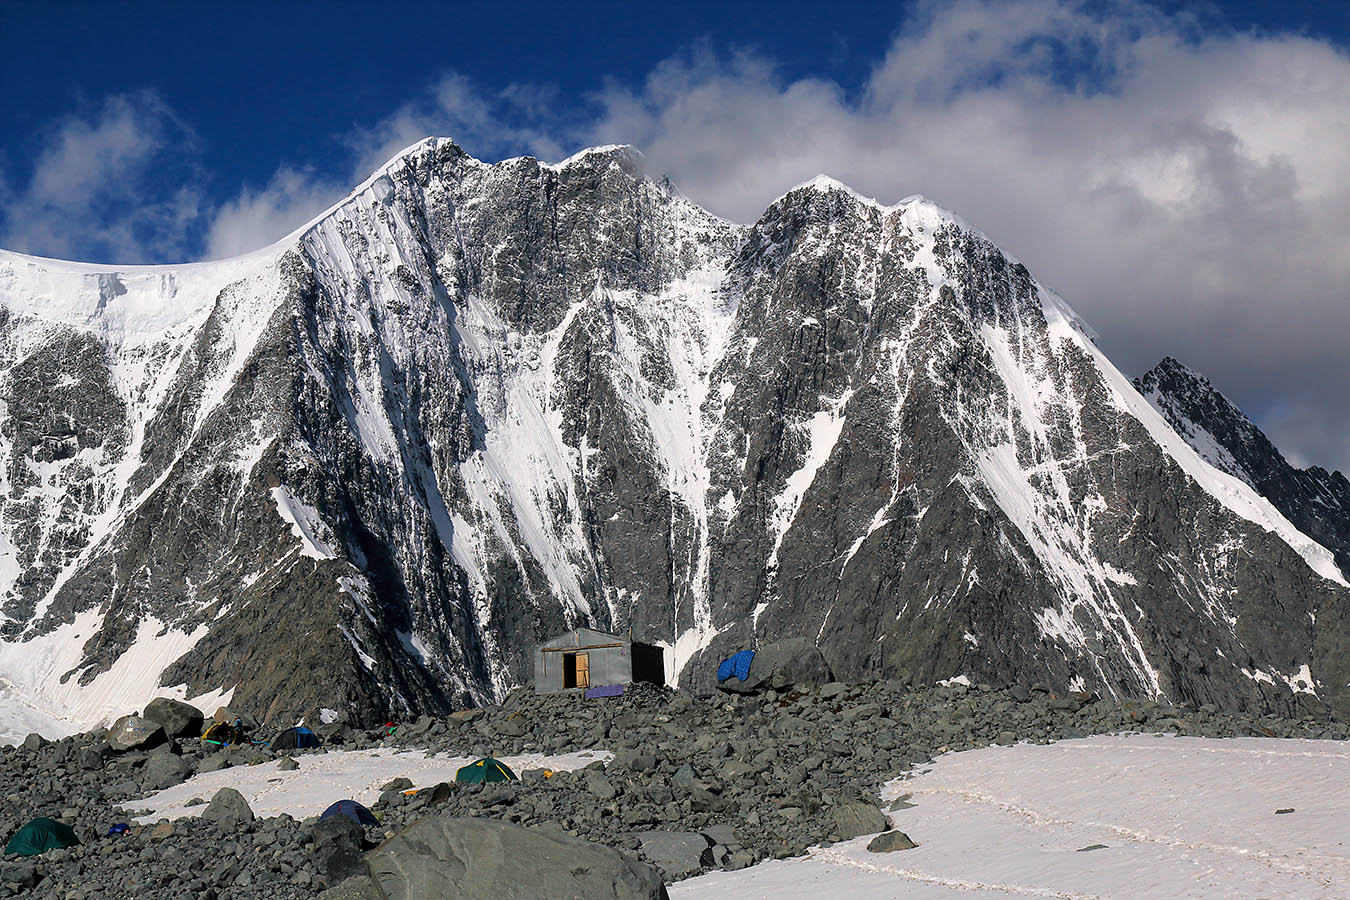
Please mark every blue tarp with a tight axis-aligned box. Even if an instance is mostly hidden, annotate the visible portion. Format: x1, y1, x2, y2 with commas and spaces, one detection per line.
585, 684, 624, 698
717, 649, 755, 682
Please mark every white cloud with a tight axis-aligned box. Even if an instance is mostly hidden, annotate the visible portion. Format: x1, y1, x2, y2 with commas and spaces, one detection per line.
347, 73, 568, 178
584, 0, 1350, 470
203, 166, 343, 260
1, 3, 1345, 470
0, 91, 206, 262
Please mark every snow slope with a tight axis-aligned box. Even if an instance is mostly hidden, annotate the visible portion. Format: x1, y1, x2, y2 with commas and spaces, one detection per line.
673, 733, 1350, 899
128, 747, 610, 822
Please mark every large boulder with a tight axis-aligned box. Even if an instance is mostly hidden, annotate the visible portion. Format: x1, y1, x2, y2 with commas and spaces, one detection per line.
106, 715, 166, 752
200, 788, 255, 828
716, 638, 833, 694
312, 817, 367, 887
366, 816, 667, 899
633, 830, 714, 880
143, 698, 204, 738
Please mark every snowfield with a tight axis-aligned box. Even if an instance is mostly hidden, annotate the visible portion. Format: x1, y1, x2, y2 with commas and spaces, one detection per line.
126, 747, 611, 823
674, 734, 1350, 899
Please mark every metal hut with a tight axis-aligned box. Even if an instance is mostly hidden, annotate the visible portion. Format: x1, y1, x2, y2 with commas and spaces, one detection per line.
534, 627, 665, 694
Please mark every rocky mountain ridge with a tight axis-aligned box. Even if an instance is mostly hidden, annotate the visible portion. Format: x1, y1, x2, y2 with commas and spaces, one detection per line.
1136, 357, 1350, 577
0, 137, 1346, 728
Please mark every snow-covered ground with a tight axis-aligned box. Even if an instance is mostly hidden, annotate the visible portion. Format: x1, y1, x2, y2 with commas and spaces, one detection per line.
0, 688, 82, 746
674, 734, 1350, 899
126, 747, 610, 823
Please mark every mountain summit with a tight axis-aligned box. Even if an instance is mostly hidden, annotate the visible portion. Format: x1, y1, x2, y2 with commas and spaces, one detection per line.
1, 138, 1345, 728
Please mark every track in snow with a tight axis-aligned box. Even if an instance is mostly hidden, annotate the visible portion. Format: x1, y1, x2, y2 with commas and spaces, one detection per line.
672, 734, 1350, 899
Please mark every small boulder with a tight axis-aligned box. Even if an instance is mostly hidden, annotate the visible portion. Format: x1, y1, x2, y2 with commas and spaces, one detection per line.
832, 802, 888, 840
0, 862, 38, 890
143, 697, 205, 738
867, 830, 918, 852
366, 815, 666, 899
142, 753, 191, 790
107, 715, 166, 752
279, 756, 300, 771
379, 777, 413, 792
201, 787, 255, 827
21, 733, 44, 752
199, 751, 232, 773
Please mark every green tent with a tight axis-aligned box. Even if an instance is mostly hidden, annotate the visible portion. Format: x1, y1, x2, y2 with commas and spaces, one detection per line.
5, 817, 79, 857
455, 756, 517, 784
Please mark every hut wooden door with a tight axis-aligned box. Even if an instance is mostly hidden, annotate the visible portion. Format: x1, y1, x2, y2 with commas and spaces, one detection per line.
575, 652, 590, 688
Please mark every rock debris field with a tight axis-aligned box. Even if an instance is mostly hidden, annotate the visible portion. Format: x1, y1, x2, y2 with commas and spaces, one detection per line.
2, 677, 1348, 898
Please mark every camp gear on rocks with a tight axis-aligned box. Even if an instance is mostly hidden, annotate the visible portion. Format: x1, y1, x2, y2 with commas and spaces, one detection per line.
320, 799, 380, 827
454, 756, 517, 784
715, 638, 832, 694
272, 725, 321, 751
202, 721, 245, 747
717, 649, 756, 683
5, 818, 79, 857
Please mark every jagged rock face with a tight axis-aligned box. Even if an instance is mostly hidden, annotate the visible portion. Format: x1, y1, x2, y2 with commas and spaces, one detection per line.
1136, 357, 1350, 577
0, 142, 1345, 728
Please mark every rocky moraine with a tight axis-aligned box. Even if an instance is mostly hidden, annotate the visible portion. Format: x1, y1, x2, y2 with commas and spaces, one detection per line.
2, 661, 1345, 898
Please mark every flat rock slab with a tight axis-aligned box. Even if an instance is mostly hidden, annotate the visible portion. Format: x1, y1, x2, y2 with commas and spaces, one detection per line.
367, 815, 668, 899
634, 830, 714, 879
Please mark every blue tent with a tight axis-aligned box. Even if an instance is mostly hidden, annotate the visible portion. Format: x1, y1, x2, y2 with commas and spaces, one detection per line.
320, 799, 380, 827
272, 726, 321, 751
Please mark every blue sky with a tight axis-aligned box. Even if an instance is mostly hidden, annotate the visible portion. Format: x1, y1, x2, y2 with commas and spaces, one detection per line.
1, 0, 1348, 471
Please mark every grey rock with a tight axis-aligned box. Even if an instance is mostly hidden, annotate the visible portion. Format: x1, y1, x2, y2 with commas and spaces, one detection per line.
312, 816, 367, 886
366, 815, 667, 899
867, 830, 918, 852
199, 752, 232, 773
832, 802, 888, 840
634, 830, 715, 880
201, 787, 255, 827
279, 756, 300, 771
143, 697, 205, 738
0, 862, 38, 889
142, 753, 191, 790
700, 823, 739, 848
320, 875, 388, 899
716, 639, 834, 695
106, 715, 165, 752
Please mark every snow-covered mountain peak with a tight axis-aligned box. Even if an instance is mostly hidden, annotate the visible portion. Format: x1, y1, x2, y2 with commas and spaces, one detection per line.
542, 143, 643, 171
0, 140, 1346, 737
